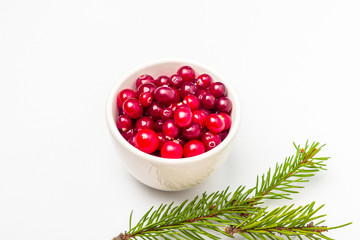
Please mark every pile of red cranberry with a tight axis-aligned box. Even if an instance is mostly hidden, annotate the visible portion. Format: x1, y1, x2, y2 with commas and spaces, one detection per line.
116, 66, 232, 159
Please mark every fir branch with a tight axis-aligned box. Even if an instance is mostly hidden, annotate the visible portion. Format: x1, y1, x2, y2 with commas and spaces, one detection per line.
113, 142, 350, 240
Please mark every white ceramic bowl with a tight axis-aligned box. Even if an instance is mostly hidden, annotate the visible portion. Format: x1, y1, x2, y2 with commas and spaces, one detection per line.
106, 59, 241, 191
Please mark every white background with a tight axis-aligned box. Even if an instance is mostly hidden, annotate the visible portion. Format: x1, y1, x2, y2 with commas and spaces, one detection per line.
1, 0, 359, 239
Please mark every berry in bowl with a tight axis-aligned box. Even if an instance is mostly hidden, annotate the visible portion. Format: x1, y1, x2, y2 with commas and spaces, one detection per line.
106, 59, 241, 191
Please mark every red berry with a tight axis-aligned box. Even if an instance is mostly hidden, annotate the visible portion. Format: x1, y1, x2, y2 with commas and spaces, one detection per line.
200, 92, 216, 109
209, 82, 227, 98
219, 112, 231, 130
135, 116, 154, 131
160, 108, 174, 121
146, 102, 163, 120
156, 132, 167, 150
134, 129, 159, 153
180, 82, 197, 98
161, 141, 183, 158
153, 86, 177, 106
169, 74, 183, 88
153, 119, 164, 132
174, 107, 193, 128
162, 119, 180, 139
206, 114, 225, 134
137, 83, 156, 95
182, 122, 201, 140
183, 94, 200, 110
196, 74, 212, 88
116, 115, 132, 132
195, 88, 209, 100
154, 75, 170, 87
136, 74, 154, 88
117, 89, 136, 108
218, 130, 229, 141
216, 97, 232, 113
123, 98, 143, 119
201, 131, 221, 151
183, 140, 205, 157
138, 92, 153, 107
192, 110, 207, 128
128, 136, 136, 146
121, 128, 136, 141
177, 66, 195, 83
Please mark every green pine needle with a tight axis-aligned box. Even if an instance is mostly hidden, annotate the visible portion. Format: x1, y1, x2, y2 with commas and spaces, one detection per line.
112, 141, 351, 240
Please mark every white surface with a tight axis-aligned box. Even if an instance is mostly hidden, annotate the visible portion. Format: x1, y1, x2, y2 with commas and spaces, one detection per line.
0, 0, 359, 239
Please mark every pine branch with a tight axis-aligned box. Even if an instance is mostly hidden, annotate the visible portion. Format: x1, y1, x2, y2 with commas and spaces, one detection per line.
112, 142, 350, 240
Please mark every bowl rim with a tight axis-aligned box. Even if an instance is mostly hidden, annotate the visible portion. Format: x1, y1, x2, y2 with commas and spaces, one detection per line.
105, 58, 241, 166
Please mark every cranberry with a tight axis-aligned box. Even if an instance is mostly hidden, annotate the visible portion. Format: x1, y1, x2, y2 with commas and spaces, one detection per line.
121, 128, 136, 141
134, 129, 159, 153
200, 92, 216, 109
180, 82, 197, 98
218, 130, 229, 141
199, 108, 211, 116
161, 141, 183, 158
183, 94, 200, 110
192, 110, 207, 128
146, 102, 163, 120
175, 102, 191, 111
201, 131, 221, 151
170, 86, 181, 103
154, 75, 170, 87
209, 82, 227, 98
138, 92, 153, 107
174, 137, 186, 146
206, 114, 225, 134
156, 132, 167, 150
219, 112, 231, 130
169, 74, 183, 88
123, 98, 143, 119
196, 74, 212, 88
182, 122, 201, 140
135, 116, 154, 131
153, 86, 177, 106
117, 89, 136, 108
174, 107, 193, 128
160, 108, 174, 121
137, 83, 156, 95
136, 74, 154, 88
216, 97, 232, 113
116, 115, 132, 132
183, 140, 205, 158
128, 136, 136, 146
177, 66, 195, 83
162, 119, 180, 139
153, 119, 164, 132
195, 88, 209, 100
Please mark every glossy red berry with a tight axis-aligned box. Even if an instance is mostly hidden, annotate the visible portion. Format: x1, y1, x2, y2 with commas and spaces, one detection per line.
127, 136, 136, 146
192, 110, 207, 128
201, 131, 221, 151
183, 94, 200, 110
146, 102, 163, 120
183, 140, 205, 158
209, 82, 227, 98
219, 112, 231, 130
136, 74, 154, 88
216, 97, 232, 113
154, 75, 170, 87
123, 98, 143, 119
174, 107, 193, 128
137, 83, 156, 95
135, 116, 154, 131
195, 88, 208, 100
117, 89, 136, 108
138, 92, 153, 107
200, 92, 216, 109
160, 108, 174, 121
153, 119, 164, 132
182, 122, 201, 140
134, 129, 159, 153
180, 82, 197, 98
116, 115, 132, 132
177, 66, 195, 83
161, 141, 183, 158
169, 74, 183, 88
156, 132, 167, 150
196, 74, 212, 88
153, 86, 177, 106
121, 128, 136, 141
206, 114, 225, 134
162, 119, 180, 139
